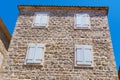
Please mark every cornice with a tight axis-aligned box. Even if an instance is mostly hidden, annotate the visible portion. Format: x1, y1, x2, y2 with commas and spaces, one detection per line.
18, 5, 108, 14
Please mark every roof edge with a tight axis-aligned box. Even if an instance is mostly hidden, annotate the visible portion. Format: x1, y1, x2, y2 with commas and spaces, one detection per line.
18, 5, 108, 14
0, 18, 11, 42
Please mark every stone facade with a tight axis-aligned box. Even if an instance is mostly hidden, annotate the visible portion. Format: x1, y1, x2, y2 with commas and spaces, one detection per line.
1, 6, 118, 80
0, 18, 11, 79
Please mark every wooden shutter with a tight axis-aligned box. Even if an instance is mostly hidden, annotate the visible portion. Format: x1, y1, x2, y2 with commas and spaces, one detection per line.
34, 13, 42, 26
26, 44, 36, 63
84, 45, 92, 65
82, 14, 90, 28
75, 13, 90, 28
75, 14, 82, 27
34, 12, 48, 26
34, 44, 44, 63
76, 48, 84, 65
40, 13, 48, 26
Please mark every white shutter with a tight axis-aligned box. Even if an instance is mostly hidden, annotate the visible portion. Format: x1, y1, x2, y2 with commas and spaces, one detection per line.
76, 48, 84, 65
34, 44, 44, 63
75, 14, 82, 27
34, 12, 48, 26
34, 13, 42, 26
82, 14, 90, 28
26, 44, 36, 63
84, 45, 92, 65
40, 13, 48, 26
75, 13, 90, 28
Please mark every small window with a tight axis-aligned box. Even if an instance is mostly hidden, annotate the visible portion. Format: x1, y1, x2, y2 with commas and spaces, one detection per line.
75, 45, 92, 66
75, 13, 90, 29
26, 44, 44, 64
33, 12, 48, 27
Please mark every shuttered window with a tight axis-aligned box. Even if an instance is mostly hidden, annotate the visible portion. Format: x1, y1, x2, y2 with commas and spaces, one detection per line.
75, 13, 90, 29
26, 44, 44, 64
75, 45, 92, 66
33, 12, 48, 27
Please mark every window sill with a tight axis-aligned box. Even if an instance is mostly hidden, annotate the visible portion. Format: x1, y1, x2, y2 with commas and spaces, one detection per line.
16, 79, 31, 80
32, 26, 47, 28
23, 63, 43, 66
74, 26, 90, 30
74, 65, 93, 69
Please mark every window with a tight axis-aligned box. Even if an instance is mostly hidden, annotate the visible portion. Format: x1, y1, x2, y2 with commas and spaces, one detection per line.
75, 45, 92, 66
75, 13, 90, 29
33, 12, 48, 27
26, 44, 44, 64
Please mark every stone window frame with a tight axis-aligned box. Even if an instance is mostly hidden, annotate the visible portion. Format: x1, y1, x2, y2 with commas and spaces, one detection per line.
25, 43, 45, 65
32, 12, 49, 28
74, 13, 91, 29
74, 45, 94, 67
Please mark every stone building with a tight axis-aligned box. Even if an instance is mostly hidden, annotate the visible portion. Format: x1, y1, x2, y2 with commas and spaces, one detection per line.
0, 18, 11, 74
1, 5, 118, 80
118, 67, 120, 80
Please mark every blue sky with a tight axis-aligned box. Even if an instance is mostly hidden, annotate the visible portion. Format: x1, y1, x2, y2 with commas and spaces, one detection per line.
0, 0, 120, 71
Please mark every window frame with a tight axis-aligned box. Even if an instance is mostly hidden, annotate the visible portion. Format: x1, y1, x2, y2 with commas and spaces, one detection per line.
32, 12, 49, 28
74, 13, 91, 29
25, 43, 45, 65
75, 45, 93, 67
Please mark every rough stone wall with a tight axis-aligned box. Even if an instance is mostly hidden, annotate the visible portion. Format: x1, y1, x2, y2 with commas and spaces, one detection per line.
2, 9, 118, 80
0, 29, 10, 79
